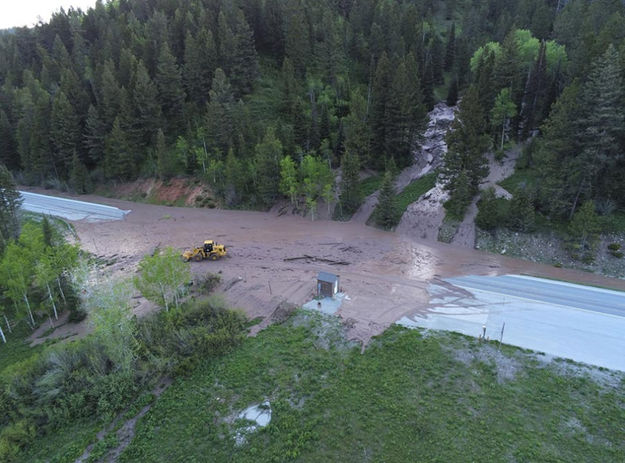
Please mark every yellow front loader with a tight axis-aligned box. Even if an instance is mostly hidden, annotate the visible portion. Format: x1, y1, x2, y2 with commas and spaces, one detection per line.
182, 240, 227, 262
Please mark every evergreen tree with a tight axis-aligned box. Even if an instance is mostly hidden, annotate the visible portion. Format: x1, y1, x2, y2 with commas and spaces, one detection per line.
444, 169, 472, 219
183, 29, 214, 106
98, 60, 121, 130
131, 61, 162, 150
279, 58, 305, 146
404, 52, 428, 149
69, 151, 92, 194
0, 110, 16, 168
385, 62, 412, 166
83, 105, 106, 166
442, 86, 490, 200
475, 187, 500, 231
343, 89, 370, 163
430, 35, 445, 85
338, 151, 361, 216
421, 57, 435, 110
474, 50, 498, 121
104, 117, 133, 179
230, 9, 259, 96
155, 42, 186, 137
578, 44, 624, 206
508, 187, 536, 232
444, 23, 456, 71
50, 91, 80, 176
255, 127, 283, 207
534, 82, 583, 219
156, 129, 179, 179
59, 67, 90, 123
374, 170, 398, 229
224, 148, 247, 205
370, 52, 391, 166
205, 69, 235, 154
493, 30, 522, 103
568, 200, 600, 261
29, 93, 52, 181
285, 10, 310, 77
446, 77, 459, 106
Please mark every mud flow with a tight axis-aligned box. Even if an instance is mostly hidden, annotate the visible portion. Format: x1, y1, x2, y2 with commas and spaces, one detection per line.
68, 193, 625, 345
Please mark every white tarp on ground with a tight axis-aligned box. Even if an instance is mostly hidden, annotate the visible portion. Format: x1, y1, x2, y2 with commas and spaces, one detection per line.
398, 275, 625, 372
20, 191, 130, 222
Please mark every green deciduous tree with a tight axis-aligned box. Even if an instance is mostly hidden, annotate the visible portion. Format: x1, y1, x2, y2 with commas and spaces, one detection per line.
0, 241, 35, 328
88, 278, 138, 373
491, 88, 517, 151
279, 155, 299, 205
0, 164, 22, 252
134, 247, 191, 311
300, 155, 333, 220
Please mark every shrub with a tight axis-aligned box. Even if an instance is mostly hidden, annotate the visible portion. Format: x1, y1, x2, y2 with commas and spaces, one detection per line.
195, 272, 221, 294
607, 243, 621, 251
0, 419, 36, 462
611, 251, 623, 259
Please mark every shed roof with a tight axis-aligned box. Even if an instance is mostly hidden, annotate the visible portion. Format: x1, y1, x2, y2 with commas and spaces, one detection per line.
317, 271, 339, 284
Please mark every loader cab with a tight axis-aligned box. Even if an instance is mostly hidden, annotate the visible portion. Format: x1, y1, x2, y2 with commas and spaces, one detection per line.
203, 240, 214, 253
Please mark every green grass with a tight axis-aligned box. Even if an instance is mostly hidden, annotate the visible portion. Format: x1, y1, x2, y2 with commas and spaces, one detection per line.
116, 313, 625, 462
601, 212, 625, 233
0, 323, 43, 374
359, 174, 383, 197
498, 168, 539, 193
395, 172, 437, 216
16, 419, 101, 463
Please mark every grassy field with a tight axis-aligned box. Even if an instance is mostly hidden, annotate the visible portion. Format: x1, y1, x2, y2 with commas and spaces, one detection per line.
498, 168, 539, 193
115, 312, 625, 462
359, 175, 383, 198
0, 324, 43, 374
395, 172, 437, 216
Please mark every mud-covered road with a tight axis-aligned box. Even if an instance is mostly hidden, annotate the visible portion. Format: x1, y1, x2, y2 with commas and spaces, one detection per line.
30, 189, 617, 346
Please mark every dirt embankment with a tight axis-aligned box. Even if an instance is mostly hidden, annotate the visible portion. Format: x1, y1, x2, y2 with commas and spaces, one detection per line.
97, 177, 216, 208
60, 192, 625, 347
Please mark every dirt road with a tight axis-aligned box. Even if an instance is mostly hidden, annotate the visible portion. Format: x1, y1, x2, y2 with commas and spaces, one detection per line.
52, 192, 625, 345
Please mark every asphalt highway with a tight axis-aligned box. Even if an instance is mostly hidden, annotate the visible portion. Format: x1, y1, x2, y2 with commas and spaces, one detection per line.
445, 274, 625, 317
19, 191, 130, 222
400, 275, 625, 371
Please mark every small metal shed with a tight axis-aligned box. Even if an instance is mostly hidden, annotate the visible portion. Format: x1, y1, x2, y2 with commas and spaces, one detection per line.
317, 271, 339, 298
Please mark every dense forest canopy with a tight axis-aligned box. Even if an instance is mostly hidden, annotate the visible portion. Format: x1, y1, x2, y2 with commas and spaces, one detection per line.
0, 0, 624, 215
